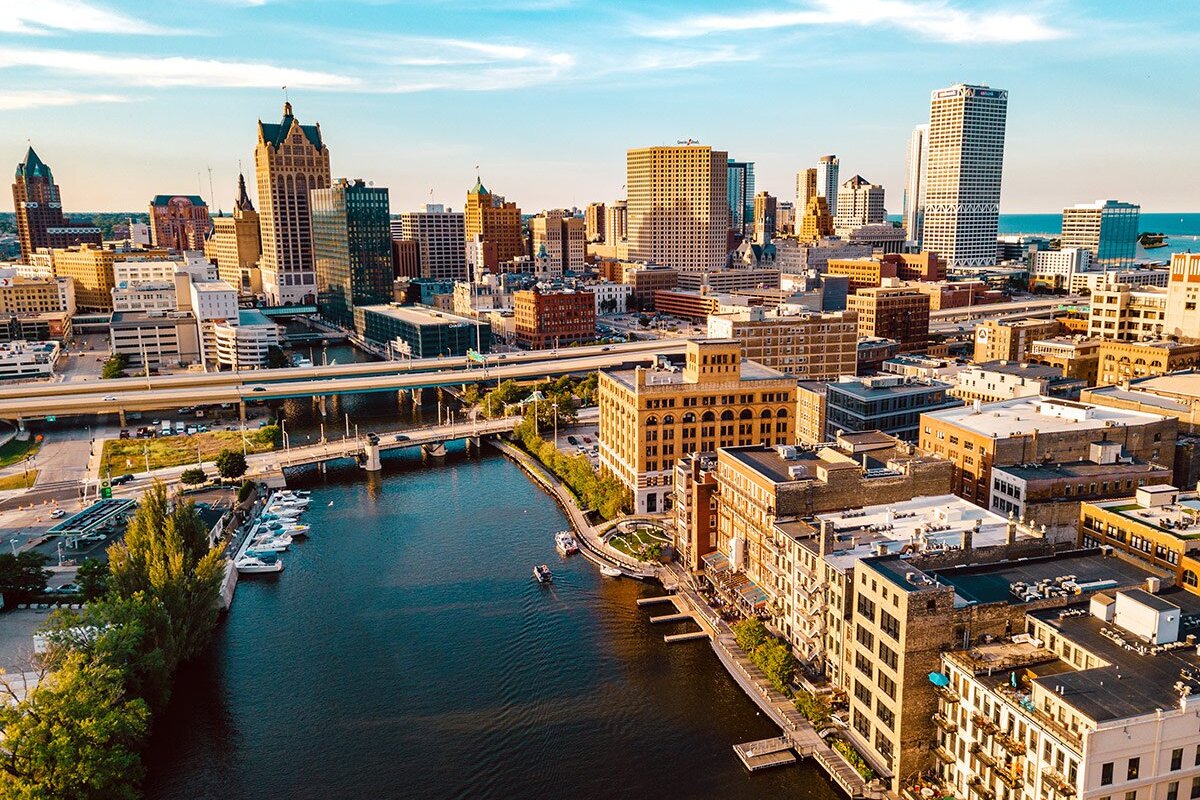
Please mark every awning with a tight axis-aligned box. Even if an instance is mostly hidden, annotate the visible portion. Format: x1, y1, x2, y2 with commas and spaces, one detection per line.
701, 550, 730, 573
736, 581, 769, 608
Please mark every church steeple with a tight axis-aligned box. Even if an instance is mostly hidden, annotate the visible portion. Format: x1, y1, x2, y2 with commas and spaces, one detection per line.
234, 173, 254, 213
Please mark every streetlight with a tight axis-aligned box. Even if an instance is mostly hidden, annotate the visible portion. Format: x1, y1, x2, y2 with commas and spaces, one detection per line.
9, 538, 17, 556
143, 442, 150, 475
552, 401, 558, 449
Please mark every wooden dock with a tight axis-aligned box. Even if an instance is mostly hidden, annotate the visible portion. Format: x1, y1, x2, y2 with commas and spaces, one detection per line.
649, 612, 693, 624
733, 737, 797, 771
636, 595, 676, 607
663, 630, 709, 643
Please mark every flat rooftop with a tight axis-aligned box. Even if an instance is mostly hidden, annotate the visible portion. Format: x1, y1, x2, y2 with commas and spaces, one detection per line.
924, 396, 1168, 436
1128, 371, 1200, 400
1093, 490, 1200, 539
1084, 385, 1191, 414
237, 309, 274, 327
603, 355, 790, 391
970, 361, 1072, 380
827, 376, 954, 400
357, 304, 477, 327
720, 438, 931, 484
932, 548, 1159, 606
993, 459, 1171, 483
1028, 588, 1200, 722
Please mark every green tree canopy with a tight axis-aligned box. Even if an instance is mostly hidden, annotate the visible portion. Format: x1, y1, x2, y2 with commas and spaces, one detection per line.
213, 449, 247, 479
75, 558, 110, 602
0, 551, 50, 605
179, 467, 207, 486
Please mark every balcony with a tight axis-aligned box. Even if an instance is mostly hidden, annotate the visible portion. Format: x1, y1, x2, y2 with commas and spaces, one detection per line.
995, 731, 1026, 755
934, 746, 956, 764
1043, 769, 1076, 797
935, 685, 960, 703
995, 767, 1023, 791
933, 712, 957, 733
971, 713, 998, 735
969, 743, 998, 771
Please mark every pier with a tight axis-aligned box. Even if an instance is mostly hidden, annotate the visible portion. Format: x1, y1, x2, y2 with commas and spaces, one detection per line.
733, 737, 797, 771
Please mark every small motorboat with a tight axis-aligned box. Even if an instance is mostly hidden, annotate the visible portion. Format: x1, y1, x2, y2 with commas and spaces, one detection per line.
252, 534, 292, 551
555, 531, 579, 557
533, 564, 553, 584
236, 557, 283, 574
600, 566, 623, 578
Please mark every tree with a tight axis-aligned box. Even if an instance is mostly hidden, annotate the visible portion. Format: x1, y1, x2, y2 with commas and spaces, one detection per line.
75, 558, 110, 602
106, 482, 224, 667
0, 551, 50, 605
237, 480, 255, 503
213, 449, 247, 480
101, 353, 130, 380
179, 467, 207, 486
732, 618, 768, 654
265, 345, 290, 370
0, 653, 149, 800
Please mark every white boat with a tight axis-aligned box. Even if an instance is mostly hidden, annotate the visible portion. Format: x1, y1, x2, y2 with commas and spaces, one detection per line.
252, 534, 292, 551
555, 531, 579, 556
533, 564, 553, 584
266, 506, 304, 518
600, 566, 623, 578
274, 493, 311, 506
236, 557, 283, 574
265, 520, 310, 535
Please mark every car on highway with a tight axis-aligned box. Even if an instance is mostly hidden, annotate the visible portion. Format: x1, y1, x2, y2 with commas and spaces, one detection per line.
251, 386, 267, 392
601, 346, 611, 352
111, 474, 135, 486
103, 395, 117, 401
395, 434, 410, 442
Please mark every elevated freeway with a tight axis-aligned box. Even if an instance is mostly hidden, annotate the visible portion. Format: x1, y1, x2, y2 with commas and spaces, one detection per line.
1, 342, 686, 424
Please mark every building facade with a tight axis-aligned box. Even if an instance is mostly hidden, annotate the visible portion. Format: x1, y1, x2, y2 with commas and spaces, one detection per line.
626, 145, 728, 273
1088, 284, 1167, 341
512, 288, 595, 349
148, 195, 210, 252
1061, 200, 1140, 266
1165, 253, 1200, 342
311, 178, 393, 330
846, 286, 931, 352
825, 374, 960, 442
833, 175, 886, 237
395, 205, 467, 282
727, 159, 755, 237
529, 210, 585, 277
902, 123, 929, 247
464, 178, 523, 273
204, 174, 262, 297
706, 307, 857, 380
11, 147, 100, 263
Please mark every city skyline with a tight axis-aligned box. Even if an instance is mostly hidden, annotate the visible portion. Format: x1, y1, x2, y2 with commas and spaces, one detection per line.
1, 0, 1198, 214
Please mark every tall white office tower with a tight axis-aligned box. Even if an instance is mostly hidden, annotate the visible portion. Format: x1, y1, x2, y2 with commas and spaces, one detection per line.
922, 84, 1008, 267
815, 155, 840, 217
902, 123, 929, 248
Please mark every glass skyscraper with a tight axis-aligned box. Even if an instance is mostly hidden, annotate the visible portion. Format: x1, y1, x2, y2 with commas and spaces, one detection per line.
311, 178, 393, 330
726, 159, 755, 236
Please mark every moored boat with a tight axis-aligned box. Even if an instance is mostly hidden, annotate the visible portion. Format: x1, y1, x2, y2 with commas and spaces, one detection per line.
236, 557, 284, 574
555, 531, 579, 556
600, 566, 623, 578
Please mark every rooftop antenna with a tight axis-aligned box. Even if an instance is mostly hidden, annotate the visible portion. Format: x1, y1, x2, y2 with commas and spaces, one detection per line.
282, 85, 289, 103
207, 166, 215, 209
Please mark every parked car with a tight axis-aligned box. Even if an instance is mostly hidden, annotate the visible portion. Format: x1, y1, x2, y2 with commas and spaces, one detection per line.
102, 395, 117, 401
50, 509, 66, 519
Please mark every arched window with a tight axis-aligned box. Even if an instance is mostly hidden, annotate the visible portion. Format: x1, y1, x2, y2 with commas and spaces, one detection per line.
663, 415, 675, 426
1151, 360, 1163, 368
701, 411, 715, 422
739, 409, 753, 419
683, 412, 696, 424
646, 416, 659, 427
720, 410, 735, 421
760, 409, 774, 419
776, 407, 789, 418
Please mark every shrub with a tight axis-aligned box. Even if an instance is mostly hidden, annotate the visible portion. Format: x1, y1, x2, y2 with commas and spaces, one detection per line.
179, 467, 207, 486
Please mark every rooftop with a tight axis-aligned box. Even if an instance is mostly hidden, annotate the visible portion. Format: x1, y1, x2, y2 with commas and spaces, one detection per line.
923, 396, 1168, 437
828, 374, 954, 400
357, 304, 477, 328
1092, 489, 1200, 538
993, 459, 1171, 483
968, 360, 1072, 381
720, 435, 929, 484
237, 309, 274, 328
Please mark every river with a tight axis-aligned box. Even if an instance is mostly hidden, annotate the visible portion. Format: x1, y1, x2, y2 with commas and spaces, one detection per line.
142, 446, 840, 800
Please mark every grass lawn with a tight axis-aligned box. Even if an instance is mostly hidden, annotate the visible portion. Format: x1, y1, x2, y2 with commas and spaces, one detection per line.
102, 429, 276, 476
0, 470, 38, 490
608, 527, 670, 559
0, 436, 41, 469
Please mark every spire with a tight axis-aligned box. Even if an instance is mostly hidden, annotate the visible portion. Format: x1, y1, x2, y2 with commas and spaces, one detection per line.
283, 100, 293, 117
234, 173, 254, 212
470, 175, 488, 195
15, 146, 51, 181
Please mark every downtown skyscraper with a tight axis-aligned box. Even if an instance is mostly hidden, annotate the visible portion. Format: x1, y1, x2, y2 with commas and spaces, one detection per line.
902, 123, 929, 247
311, 178, 393, 329
726, 158, 755, 237
255, 102, 331, 304
815, 155, 840, 217
11, 147, 100, 263
922, 84, 1008, 268
626, 144, 728, 273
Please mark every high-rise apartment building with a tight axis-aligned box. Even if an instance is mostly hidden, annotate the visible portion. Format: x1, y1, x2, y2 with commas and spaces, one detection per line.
604, 200, 628, 246
1165, 252, 1200, 342
255, 102, 331, 305
204, 174, 262, 297
815, 155, 840, 216
149, 195, 211, 252
923, 84, 1008, 268
585, 202, 605, 243
795, 167, 817, 216
529, 210, 585, 277
752, 192, 777, 242
833, 175, 886, 236
395, 205, 467, 282
464, 178, 523, 273
902, 123, 929, 247
311, 178, 393, 330
626, 145, 728, 273
1061, 200, 1140, 266
726, 159, 755, 236
11, 147, 100, 263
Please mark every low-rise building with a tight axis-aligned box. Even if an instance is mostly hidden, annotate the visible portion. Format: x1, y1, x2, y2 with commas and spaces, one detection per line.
1029, 246, 1091, 290
881, 354, 966, 382
353, 304, 490, 359
1027, 337, 1100, 386
111, 280, 176, 313
1096, 340, 1200, 386
846, 286, 931, 352
0, 273, 75, 317
1081, 485, 1200, 588
598, 339, 796, 513
590, 281, 632, 315
974, 317, 1061, 363
825, 374, 960, 442
675, 268, 781, 294
672, 453, 719, 571
596, 261, 678, 310
856, 336, 901, 375
1069, 265, 1169, 295
651, 288, 720, 321
1088, 284, 1168, 341
109, 310, 201, 367
212, 309, 281, 369
952, 361, 1087, 404
513, 287, 595, 349
919, 396, 1176, 508
0, 340, 60, 380
706, 307, 857, 380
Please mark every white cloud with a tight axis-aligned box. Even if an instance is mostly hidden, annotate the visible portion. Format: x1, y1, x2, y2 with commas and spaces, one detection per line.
0, 48, 357, 89
638, 0, 1064, 44
0, 89, 129, 110
0, 0, 171, 35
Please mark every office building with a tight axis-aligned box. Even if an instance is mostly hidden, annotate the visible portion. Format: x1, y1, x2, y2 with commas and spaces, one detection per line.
392, 238, 420, 279
776, 201, 794, 235
1027, 337, 1100, 385
626, 145, 728, 273
727, 159, 755, 236
529, 210, 586, 277
825, 374, 959, 442
255, 102, 331, 304
0, 340, 60, 381
590, 281, 631, 316
604, 199, 628, 246
354, 304, 489, 358
706, 307, 857, 380
512, 287, 595, 349
311, 178, 393, 329
974, 317, 1060, 362
1029, 246, 1092, 291
919, 396, 1175, 508
204, 174, 262, 296
650, 289, 720, 321
598, 339, 795, 513
1096, 340, 1200, 386
796, 196, 835, 242
585, 202, 605, 243
815, 155, 839, 216
1081, 484, 1200, 586
1165, 252, 1200, 342
923, 84, 1008, 268
1070, 266, 1168, 296
752, 192, 777, 242
846, 287, 931, 352
597, 260, 678, 310
11, 147, 100, 263
50, 245, 171, 312
1082, 372, 1200, 433
833, 176, 886, 236
795, 168, 817, 221
952, 361, 1087, 404
0, 273, 75, 317
826, 257, 899, 292
395, 205, 467, 282
1088, 284, 1168, 341
464, 177, 523, 273
796, 381, 829, 444
674, 268, 779, 294
148, 195, 210, 252
1061, 200, 1140, 266
902, 123, 929, 246
109, 310, 202, 367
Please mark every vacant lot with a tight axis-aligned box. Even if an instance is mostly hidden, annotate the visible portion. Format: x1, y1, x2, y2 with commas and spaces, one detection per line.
102, 428, 277, 476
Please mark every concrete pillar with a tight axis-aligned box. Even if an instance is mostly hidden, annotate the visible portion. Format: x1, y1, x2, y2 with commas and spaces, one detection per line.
363, 442, 382, 472
411, 387, 422, 405
16, 415, 24, 433
239, 400, 247, 423
318, 395, 327, 416
118, 408, 127, 427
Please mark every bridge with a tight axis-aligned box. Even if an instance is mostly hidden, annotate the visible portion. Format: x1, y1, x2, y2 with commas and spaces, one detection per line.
930, 295, 1087, 326
1, 340, 686, 424
257, 304, 317, 317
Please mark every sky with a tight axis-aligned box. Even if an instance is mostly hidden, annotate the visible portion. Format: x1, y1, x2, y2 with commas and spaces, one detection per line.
1, 0, 1198, 215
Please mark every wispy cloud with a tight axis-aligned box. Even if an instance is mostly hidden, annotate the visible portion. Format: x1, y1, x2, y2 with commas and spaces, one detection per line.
0, 0, 171, 35
0, 89, 129, 110
0, 48, 356, 89
638, 0, 1064, 44
345, 34, 576, 91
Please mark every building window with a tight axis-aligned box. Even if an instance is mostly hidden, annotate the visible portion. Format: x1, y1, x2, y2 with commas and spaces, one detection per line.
1173, 749, 1184, 771
1168, 782, 1180, 800
1101, 763, 1113, 786
880, 610, 900, 640
1128, 757, 1140, 781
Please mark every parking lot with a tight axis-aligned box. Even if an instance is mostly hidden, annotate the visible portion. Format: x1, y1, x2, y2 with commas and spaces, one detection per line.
562, 423, 600, 469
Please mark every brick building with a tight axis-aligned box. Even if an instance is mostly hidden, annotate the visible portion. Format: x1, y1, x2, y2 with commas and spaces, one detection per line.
846, 287, 930, 352
513, 287, 595, 349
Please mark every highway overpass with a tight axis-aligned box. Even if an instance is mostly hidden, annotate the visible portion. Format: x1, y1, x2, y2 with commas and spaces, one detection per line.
2, 342, 686, 423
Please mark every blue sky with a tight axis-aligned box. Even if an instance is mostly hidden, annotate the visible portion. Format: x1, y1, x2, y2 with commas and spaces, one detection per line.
1, 0, 1197, 214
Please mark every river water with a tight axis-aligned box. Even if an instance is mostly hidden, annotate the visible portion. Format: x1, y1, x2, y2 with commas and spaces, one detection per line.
143, 446, 838, 800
